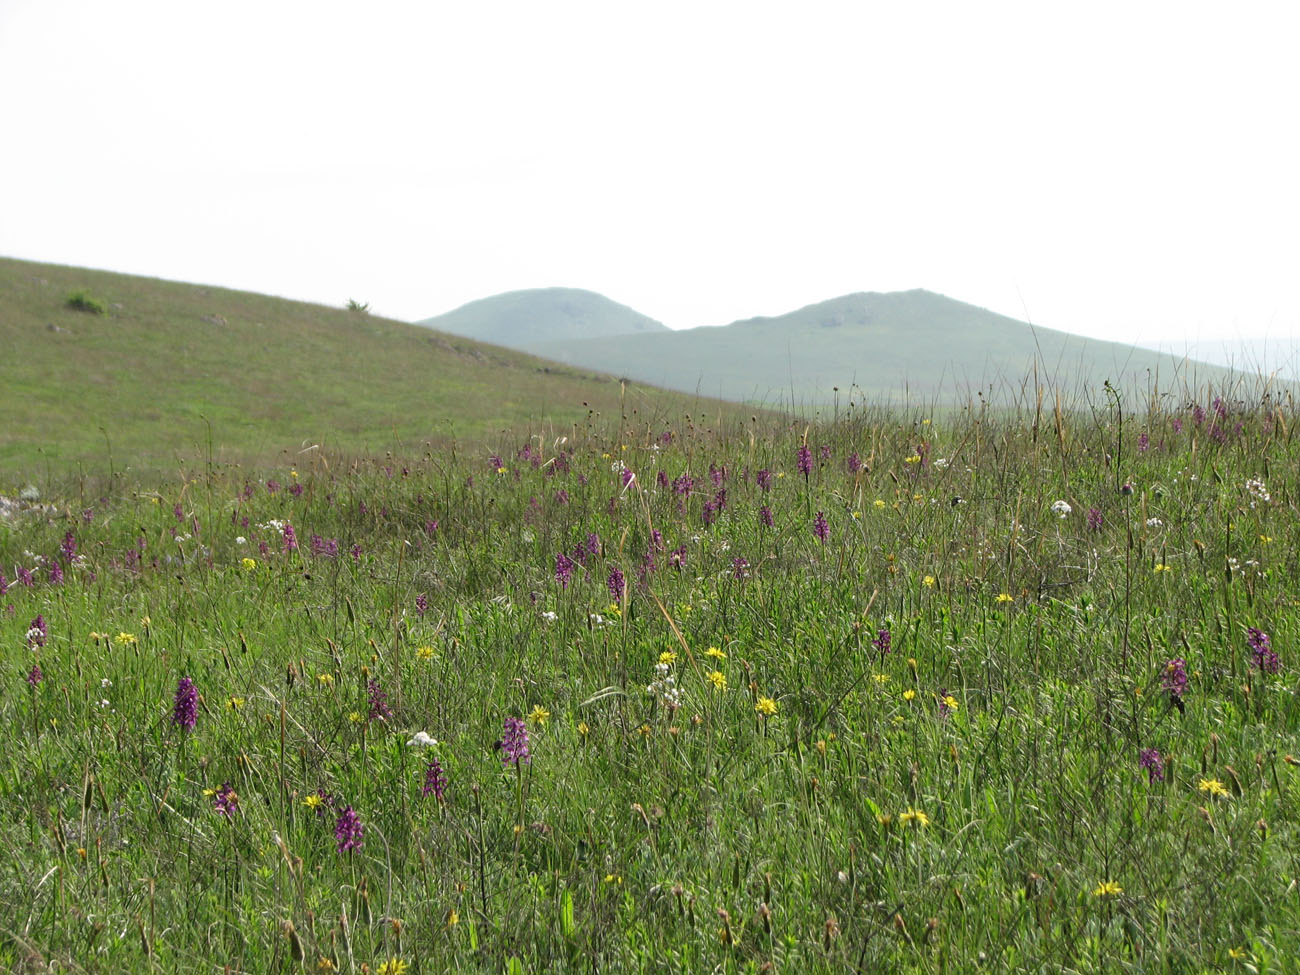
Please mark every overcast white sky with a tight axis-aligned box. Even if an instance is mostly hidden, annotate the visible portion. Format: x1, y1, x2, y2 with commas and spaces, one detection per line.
2, 1, 1298, 362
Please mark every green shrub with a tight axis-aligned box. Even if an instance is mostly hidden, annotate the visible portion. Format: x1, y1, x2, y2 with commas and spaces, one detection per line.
65, 288, 108, 315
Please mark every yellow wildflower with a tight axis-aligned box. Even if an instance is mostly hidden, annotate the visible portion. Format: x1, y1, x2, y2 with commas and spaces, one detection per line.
115, 632, 137, 646
899, 809, 931, 827
302, 794, 323, 811
577, 721, 590, 736
376, 957, 408, 975
241, 557, 257, 571
943, 695, 960, 712
416, 645, 435, 660
1153, 563, 1172, 573
707, 670, 727, 692
872, 673, 890, 685
923, 575, 936, 587
705, 646, 726, 660
317, 673, 335, 686
755, 696, 778, 717
528, 705, 550, 726
995, 593, 1014, 604
446, 909, 459, 928
1198, 778, 1230, 798
903, 689, 917, 701
874, 499, 886, 508
1092, 880, 1123, 897
348, 711, 363, 724
658, 650, 677, 666
226, 696, 245, 711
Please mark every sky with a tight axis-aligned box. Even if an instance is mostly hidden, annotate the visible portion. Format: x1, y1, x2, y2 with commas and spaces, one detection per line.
3, 0, 1298, 368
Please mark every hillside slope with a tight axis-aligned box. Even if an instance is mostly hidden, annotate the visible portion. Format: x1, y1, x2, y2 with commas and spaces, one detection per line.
0, 259, 740, 475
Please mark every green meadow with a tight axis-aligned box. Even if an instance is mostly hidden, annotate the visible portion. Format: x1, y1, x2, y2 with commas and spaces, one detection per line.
3, 367, 1298, 972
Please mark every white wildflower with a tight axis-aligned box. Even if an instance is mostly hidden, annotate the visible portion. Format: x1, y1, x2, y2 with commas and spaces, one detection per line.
1050, 500, 1072, 518
406, 731, 439, 747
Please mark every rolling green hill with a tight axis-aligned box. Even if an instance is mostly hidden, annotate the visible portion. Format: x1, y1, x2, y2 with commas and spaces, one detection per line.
0, 259, 743, 476
419, 287, 669, 346
426, 288, 1252, 407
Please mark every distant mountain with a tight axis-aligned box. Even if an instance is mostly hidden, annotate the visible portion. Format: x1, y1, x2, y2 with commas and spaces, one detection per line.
419, 288, 669, 347
421, 288, 1255, 406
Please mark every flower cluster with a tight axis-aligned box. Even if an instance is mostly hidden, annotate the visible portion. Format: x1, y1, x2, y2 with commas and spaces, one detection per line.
1161, 658, 1188, 700
647, 661, 684, 709
1139, 748, 1164, 784
423, 759, 448, 800
334, 805, 364, 852
172, 676, 198, 730
1247, 627, 1279, 674
500, 716, 531, 766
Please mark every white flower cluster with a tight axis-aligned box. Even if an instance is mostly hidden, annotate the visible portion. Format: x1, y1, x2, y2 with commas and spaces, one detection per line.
647, 662, 684, 709
258, 519, 286, 532
406, 731, 439, 747
1245, 477, 1270, 507
1146, 517, 1163, 528
1050, 500, 1072, 518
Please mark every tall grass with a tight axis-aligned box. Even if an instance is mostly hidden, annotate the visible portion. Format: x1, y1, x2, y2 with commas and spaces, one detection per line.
1, 379, 1297, 972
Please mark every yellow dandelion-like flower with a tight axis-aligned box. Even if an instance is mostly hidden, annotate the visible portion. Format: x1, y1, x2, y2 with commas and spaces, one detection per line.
1153, 563, 1172, 573
226, 696, 245, 711
658, 650, 678, 666
637, 723, 651, 736
995, 593, 1014, 604
303, 793, 324, 810
577, 721, 590, 736
904, 454, 922, 464
872, 673, 890, 685
604, 873, 622, 884
241, 557, 257, 571
446, 909, 459, 928
317, 673, 335, 686
705, 646, 726, 660
874, 499, 886, 508
1259, 535, 1271, 544
1228, 947, 1248, 960
1093, 881, 1123, 897
852, 510, 861, 519
348, 711, 363, 724
899, 809, 931, 827
115, 632, 137, 646
903, 689, 917, 701
707, 670, 727, 692
755, 696, 778, 717
1198, 778, 1230, 798
376, 957, 408, 975
923, 575, 936, 587
922, 418, 931, 426
140, 615, 151, 628
528, 705, 550, 726
496, 466, 507, 474
943, 695, 960, 712
416, 645, 435, 660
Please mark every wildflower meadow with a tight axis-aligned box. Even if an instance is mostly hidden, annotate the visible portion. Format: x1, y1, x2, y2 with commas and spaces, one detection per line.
2, 385, 1299, 972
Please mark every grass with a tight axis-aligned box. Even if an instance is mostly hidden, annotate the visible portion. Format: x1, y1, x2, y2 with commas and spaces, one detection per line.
2, 376, 1297, 972
0, 257, 750, 476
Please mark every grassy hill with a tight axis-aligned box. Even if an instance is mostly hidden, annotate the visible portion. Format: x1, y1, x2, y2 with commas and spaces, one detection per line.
419, 287, 669, 346
432, 288, 1253, 407
0, 259, 743, 477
